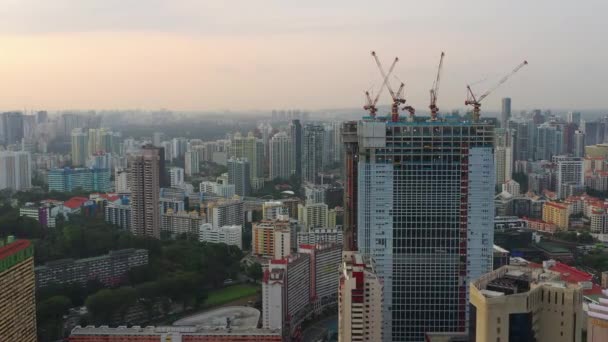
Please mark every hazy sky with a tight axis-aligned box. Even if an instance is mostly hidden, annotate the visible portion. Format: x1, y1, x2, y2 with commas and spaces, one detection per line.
0, 0, 606, 113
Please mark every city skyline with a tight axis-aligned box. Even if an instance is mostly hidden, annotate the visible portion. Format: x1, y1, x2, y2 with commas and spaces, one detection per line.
0, 1, 606, 112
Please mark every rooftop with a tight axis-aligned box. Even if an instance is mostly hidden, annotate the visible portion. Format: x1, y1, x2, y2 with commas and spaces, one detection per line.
70, 325, 280, 336
0, 239, 31, 261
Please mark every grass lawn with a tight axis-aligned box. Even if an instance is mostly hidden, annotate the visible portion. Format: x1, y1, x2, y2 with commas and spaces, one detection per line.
203, 284, 259, 308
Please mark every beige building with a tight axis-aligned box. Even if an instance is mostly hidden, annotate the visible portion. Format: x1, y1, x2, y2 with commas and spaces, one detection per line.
338, 251, 382, 342
0, 238, 37, 342
588, 289, 608, 342
160, 209, 204, 237
542, 201, 570, 230
586, 144, 608, 159
298, 202, 328, 229
470, 265, 583, 342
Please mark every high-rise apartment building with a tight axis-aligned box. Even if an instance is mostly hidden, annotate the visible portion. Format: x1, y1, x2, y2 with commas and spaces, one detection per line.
129, 145, 161, 238
0, 111, 24, 145
574, 130, 585, 158
469, 265, 583, 342
229, 132, 264, 189
205, 198, 244, 229
553, 155, 584, 199
252, 219, 291, 258
291, 119, 303, 179
71, 128, 88, 166
338, 251, 383, 342
345, 118, 494, 341
169, 167, 185, 187
227, 157, 251, 197
298, 202, 329, 230
302, 124, 324, 183
0, 151, 32, 191
535, 123, 564, 160
185, 150, 200, 176
269, 131, 293, 180
501, 97, 511, 128
199, 223, 243, 249
495, 146, 513, 185
161, 209, 204, 237
0, 237, 37, 341
567, 111, 582, 125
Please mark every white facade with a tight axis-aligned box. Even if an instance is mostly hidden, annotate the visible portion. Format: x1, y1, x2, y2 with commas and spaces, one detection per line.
169, 167, 185, 187
338, 252, 383, 342
304, 183, 327, 204
269, 131, 293, 180
297, 227, 344, 246
262, 201, 287, 220
114, 168, 130, 193
184, 151, 200, 176
273, 229, 291, 260
199, 223, 243, 249
200, 181, 235, 199
0, 151, 32, 191
502, 179, 521, 196
554, 155, 584, 199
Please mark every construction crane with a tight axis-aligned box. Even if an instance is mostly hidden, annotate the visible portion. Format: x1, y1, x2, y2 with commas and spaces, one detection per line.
395, 81, 415, 120
466, 60, 528, 122
363, 55, 399, 118
371, 51, 405, 122
429, 52, 445, 121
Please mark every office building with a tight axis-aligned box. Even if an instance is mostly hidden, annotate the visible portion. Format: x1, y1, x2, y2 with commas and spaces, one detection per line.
338, 251, 383, 342
0, 151, 32, 191
534, 123, 563, 161
0, 238, 37, 342
298, 202, 329, 230
184, 150, 200, 176
269, 131, 293, 180
35, 248, 147, 288
205, 198, 244, 229
302, 124, 324, 183
129, 145, 161, 238
68, 325, 281, 342
501, 97, 511, 128
227, 157, 251, 197
199, 223, 243, 249
161, 209, 204, 237
346, 118, 495, 341
169, 167, 185, 187
469, 265, 583, 342
70, 128, 89, 166
553, 155, 584, 199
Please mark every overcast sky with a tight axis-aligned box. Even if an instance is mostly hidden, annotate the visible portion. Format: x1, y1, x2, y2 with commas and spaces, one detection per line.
0, 0, 606, 113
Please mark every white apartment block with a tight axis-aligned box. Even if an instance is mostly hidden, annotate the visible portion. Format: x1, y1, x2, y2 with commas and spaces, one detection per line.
169, 167, 185, 187
298, 203, 329, 230
199, 223, 243, 249
0, 151, 32, 191
338, 251, 383, 342
553, 155, 584, 199
297, 227, 344, 246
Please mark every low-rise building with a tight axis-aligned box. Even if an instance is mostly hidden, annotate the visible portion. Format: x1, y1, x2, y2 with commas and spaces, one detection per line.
68, 325, 281, 342
199, 223, 242, 249
35, 249, 148, 288
470, 264, 584, 342
161, 209, 204, 237
297, 226, 343, 246
494, 216, 526, 231
522, 217, 558, 234
48, 167, 111, 192
104, 201, 131, 230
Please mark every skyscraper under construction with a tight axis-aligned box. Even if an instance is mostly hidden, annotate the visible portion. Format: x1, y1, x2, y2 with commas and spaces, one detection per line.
343, 116, 495, 341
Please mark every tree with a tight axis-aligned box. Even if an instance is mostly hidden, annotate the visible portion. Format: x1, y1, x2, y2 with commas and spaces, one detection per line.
37, 295, 72, 342
85, 287, 137, 324
245, 262, 263, 282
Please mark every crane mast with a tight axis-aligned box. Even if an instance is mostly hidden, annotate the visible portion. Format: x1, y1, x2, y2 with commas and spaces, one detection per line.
466, 60, 528, 122
429, 52, 445, 121
363, 54, 398, 118
372, 51, 405, 122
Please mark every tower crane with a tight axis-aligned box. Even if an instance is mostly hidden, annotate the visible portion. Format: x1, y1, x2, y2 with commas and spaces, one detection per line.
371, 51, 406, 122
363, 55, 398, 118
466, 60, 528, 122
395, 81, 415, 120
429, 52, 445, 121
